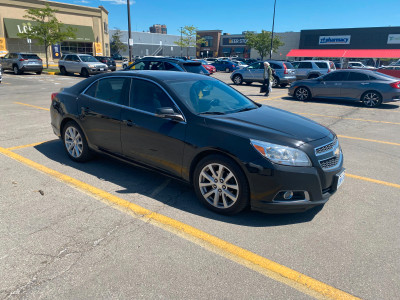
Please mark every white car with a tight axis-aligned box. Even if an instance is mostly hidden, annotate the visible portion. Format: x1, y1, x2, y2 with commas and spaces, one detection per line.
348, 62, 375, 69
232, 60, 248, 69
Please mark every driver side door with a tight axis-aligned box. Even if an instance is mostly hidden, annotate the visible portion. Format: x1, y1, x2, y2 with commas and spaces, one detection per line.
313, 71, 349, 98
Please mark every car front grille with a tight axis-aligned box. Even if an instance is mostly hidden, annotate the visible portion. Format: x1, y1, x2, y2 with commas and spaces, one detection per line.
320, 156, 340, 170
315, 139, 337, 156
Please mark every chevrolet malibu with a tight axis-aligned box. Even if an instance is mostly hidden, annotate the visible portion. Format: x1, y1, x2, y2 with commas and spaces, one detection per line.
50, 71, 345, 215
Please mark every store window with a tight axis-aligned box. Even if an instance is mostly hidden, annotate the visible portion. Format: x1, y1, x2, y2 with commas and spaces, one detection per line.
201, 36, 213, 47
60, 42, 93, 55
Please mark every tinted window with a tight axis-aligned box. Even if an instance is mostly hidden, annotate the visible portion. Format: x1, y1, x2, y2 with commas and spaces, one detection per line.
130, 79, 175, 113
85, 77, 130, 105
164, 62, 180, 71
269, 63, 282, 69
130, 61, 146, 70
149, 61, 165, 70
65, 55, 72, 61
80, 55, 98, 62
21, 54, 40, 59
347, 72, 370, 81
298, 62, 312, 69
183, 63, 208, 74
283, 62, 294, 69
315, 62, 328, 69
323, 72, 348, 81
70, 55, 80, 62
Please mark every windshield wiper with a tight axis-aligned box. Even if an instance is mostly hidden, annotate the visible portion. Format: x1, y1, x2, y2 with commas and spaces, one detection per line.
235, 106, 258, 113
199, 111, 226, 115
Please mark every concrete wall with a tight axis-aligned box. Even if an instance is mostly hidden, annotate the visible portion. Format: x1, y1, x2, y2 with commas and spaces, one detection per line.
250, 32, 300, 60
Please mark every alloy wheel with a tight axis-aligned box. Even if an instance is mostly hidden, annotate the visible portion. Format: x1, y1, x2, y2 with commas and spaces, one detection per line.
198, 163, 239, 209
363, 92, 380, 107
295, 87, 309, 100
64, 126, 83, 158
233, 75, 242, 85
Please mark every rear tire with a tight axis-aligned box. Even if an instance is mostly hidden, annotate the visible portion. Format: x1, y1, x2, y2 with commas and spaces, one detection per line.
232, 74, 243, 85
361, 91, 382, 108
36, 71, 42, 75
13, 65, 21, 75
81, 68, 89, 78
225, 67, 230, 73
272, 76, 280, 88
294, 87, 311, 101
60, 66, 68, 76
193, 154, 249, 215
62, 121, 92, 162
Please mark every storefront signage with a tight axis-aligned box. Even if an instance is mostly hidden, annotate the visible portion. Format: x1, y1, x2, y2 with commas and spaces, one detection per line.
95, 43, 103, 56
222, 37, 248, 45
387, 34, 400, 44
0, 37, 7, 55
52, 44, 61, 59
319, 35, 351, 45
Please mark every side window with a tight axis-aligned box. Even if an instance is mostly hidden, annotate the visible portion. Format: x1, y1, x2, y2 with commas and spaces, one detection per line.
130, 61, 146, 70
85, 77, 130, 105
65, 55, 71, 61
298, 62, 313, 69
3, 53, 9, 59
149, 61, 165, 70
70, 55, 79, 62
315, 62, 328, 69
323, 72, 348, 81
270, 63, 282, 69
164, 62, 180, 71
130, 79, 176, 114
347, 72, 370, 81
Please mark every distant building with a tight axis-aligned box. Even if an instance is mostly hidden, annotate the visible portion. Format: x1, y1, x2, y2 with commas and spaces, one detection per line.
150, 24, 167, 34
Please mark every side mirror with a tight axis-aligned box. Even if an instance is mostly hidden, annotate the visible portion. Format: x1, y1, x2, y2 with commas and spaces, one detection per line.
156, 107, 184, 122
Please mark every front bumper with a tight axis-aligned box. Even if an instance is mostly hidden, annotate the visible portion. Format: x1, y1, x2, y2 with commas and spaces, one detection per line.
245, 155, 344, 214
88, 68, 108, 75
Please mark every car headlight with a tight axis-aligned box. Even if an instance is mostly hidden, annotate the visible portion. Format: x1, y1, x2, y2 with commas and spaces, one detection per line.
250, 139, 311, 167
88, 64, 95, 68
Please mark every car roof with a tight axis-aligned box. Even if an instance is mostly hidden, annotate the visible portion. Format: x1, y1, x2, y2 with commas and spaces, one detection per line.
139, 57, 192, 63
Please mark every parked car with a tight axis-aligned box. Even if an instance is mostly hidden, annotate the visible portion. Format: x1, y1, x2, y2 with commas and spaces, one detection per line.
347, 62, 375, 70
211, 60, 239, 72
232, 60, 248, 69
1, 52, 43, 75
205, 58, 218, 64
292, 60, 336, 80
112, 53, 128, 61
193, 59, 216, 74
289, 69, 400, 108
230, 61, 296, 87
245, 58, 258, 65
0, 63, 3, 83
50, 70, 344, 215
124, 57, 210, 75
95, 56, 116, 71
58, 54, 108, 77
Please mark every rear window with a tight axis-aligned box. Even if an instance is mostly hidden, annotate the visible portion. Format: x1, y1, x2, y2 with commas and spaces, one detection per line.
283, 62, 294, 69
21, 54, 40, 59
315, 62, 328, 69
183, 63, 209, 75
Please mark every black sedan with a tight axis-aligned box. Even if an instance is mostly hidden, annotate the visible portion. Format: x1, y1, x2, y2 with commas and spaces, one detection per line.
95, 56, 116, 72
50, 71, 344, 215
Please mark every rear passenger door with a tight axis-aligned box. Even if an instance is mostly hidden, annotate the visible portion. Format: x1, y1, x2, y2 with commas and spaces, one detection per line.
340, 71, 372, 100
120, 78, 186, 177
295, 62, 313, 79
78, 77, 131, 153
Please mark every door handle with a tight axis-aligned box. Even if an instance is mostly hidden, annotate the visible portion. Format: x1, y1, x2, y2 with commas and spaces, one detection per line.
361, 82, 369, 85
123, 119, 134, 127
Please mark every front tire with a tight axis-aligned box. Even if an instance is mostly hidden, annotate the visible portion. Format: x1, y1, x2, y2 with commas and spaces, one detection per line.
361, 91, 382, 108
193, 154, 249, 215
81, 68, 89, 78
60, 66, 68, 76
62, 121, 92, 162
13, 65, 21, 75
294, 87, 311, 101
232, 74, 243, 85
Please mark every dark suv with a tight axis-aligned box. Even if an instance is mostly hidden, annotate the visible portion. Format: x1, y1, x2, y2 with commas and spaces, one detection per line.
95, 56, 116, 71
124, 57, 209, 75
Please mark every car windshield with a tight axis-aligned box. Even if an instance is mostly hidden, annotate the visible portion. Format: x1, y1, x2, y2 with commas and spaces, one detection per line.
79, 55, 98, 62
168, 79, 258, 115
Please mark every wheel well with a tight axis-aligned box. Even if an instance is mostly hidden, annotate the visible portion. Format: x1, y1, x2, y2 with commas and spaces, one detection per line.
188, 149, 248, 186
307, 73, 320, 79
360, 90, 382, 101
60, 118, 79, 137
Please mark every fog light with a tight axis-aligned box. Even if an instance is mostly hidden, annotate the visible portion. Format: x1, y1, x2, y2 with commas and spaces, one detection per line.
283, 191, 293, 200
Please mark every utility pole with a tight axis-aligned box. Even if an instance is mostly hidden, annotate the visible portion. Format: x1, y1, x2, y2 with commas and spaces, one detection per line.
270, 0, 277, 59
127, 0, 132, 61
180, 26, 183, 57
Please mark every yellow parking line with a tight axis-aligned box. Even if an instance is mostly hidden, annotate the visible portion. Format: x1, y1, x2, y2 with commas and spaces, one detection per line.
6, 141, 48, 151
347, 173, 400, 189
294, 112, 400, 125
259, 93, 288, 101
14, 102, 49, 111
0, 145, 359, 300
337, 135, 400, 146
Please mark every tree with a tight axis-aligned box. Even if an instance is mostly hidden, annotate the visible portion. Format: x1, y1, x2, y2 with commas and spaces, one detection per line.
174, 25, 205, 57
245, 30, 284, 60
110, 28, 127, 55
17, 3, 76, 68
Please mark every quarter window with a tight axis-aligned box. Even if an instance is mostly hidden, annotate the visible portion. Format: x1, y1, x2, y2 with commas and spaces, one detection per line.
164, 62, 180, 71
315, 62, 328, 69
85, 77, 130, 105
130, 79, 176, 113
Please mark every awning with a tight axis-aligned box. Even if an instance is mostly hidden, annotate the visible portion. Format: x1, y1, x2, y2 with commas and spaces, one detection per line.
222, 48, 231, 53
3, 18, 95, 42
287, 49, 400, 58
234, 47, 244, 53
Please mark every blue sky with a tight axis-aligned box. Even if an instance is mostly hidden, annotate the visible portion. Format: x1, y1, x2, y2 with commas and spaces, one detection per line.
50, 0, 400, 35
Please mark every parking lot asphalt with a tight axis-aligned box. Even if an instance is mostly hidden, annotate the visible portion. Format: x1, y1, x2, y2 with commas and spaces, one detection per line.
1, 70, 399, 299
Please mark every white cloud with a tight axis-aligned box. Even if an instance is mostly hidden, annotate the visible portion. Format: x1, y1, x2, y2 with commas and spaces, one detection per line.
100, 0, 136, 5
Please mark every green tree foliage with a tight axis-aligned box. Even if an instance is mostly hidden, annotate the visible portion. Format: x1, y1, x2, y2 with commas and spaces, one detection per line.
110, 28, 127, 55
174, 25, 205, 57
245, 30, 284, 60
17, 3, 76, 68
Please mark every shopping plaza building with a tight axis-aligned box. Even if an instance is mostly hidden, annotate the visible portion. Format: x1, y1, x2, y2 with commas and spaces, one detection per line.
0, 0, 109, 60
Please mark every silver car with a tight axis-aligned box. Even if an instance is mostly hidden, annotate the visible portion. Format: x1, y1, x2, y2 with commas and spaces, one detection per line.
292, 60, 336, 80
1, 52, 43, 75
58, 54, 108, 77
288, 69, 400, 108
0, 62, 3, 83
230, 60, 296, 87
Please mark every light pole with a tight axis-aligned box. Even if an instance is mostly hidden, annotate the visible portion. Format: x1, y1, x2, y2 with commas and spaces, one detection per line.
180, 26, 183, 57
270, 0, 277, 59
127, 0, 132, 61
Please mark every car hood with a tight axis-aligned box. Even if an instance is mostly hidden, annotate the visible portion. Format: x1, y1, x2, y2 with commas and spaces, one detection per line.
205, 105, 333, 147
